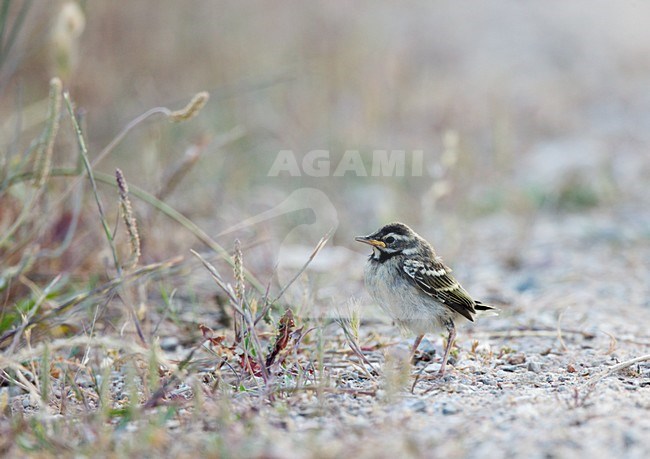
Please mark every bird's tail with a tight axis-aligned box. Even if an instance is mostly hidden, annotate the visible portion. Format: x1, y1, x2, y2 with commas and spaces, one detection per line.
474, 300, 499, 316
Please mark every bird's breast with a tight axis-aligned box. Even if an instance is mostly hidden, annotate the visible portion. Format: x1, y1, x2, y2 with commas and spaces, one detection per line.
364, 258, 450, 334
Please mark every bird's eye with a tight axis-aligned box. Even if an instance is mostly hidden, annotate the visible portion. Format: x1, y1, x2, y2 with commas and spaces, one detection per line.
385, 236, 395, 244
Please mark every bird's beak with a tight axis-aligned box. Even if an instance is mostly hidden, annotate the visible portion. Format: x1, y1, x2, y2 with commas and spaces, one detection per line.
354, 236, 386, 248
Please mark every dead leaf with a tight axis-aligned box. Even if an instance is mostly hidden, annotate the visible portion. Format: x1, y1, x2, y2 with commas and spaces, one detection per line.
265, 308, 295, 368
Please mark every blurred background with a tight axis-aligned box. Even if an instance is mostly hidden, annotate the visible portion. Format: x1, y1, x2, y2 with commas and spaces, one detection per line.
1, 1, 649, 326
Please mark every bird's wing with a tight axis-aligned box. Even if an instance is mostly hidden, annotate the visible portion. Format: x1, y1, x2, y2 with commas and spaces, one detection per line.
402, 258, 477, 321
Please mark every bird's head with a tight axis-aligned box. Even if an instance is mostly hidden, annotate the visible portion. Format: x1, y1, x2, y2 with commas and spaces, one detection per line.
355, 222, 421, 260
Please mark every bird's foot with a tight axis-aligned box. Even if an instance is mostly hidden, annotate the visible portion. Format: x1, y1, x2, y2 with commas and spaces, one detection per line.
410, 363, 451, 392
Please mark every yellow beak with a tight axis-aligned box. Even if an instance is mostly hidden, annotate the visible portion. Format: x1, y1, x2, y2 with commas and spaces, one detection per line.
354, 236, 386, 248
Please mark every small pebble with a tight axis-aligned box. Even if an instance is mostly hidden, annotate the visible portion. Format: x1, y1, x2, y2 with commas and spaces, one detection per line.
442, 403, 460, 415
515, 276, 537, 292
507, 354, 526, 365
406, 399, 427, 413
160, 336, 180, 351
455, 384, 473, 393
527, 361, 541, 373
418, 338, 437, 354
166, 419, 181, 430
623, 432, 637, 449
425, 363, 442, 373
8, 386, 22, 397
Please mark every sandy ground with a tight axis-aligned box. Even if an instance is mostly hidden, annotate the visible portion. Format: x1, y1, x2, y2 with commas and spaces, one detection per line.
250, 207, 650, 458
162, 204, 649, 458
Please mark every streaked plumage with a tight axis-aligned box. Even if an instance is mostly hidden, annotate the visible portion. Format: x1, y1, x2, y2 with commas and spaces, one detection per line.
355, 222, 496, 375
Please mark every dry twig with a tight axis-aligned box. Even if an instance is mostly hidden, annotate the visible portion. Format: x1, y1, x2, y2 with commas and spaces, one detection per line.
585, 353, 650, 388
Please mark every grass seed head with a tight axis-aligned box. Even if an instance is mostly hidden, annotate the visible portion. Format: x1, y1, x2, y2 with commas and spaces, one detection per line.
168, 91, 210, 122
116, 168, 141, 269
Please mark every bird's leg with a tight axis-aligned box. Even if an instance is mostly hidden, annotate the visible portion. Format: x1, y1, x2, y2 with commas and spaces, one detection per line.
438, 320, 456, 376
409, 334, 427, 393
410, 334, 424, 364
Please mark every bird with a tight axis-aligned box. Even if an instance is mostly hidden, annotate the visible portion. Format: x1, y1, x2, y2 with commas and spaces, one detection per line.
355, 222, 496, 376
